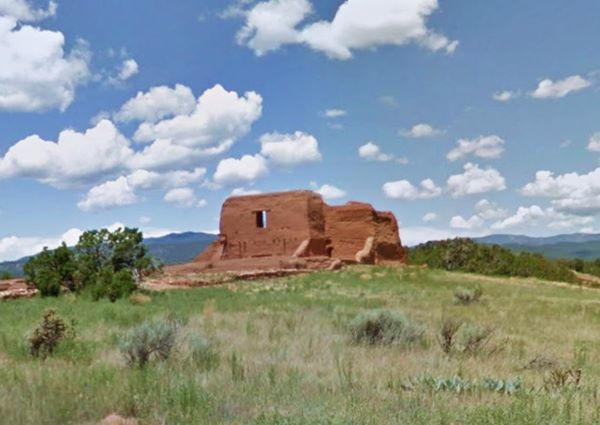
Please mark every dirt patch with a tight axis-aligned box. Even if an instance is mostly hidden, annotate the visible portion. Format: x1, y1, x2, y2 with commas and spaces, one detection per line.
0, 279, 38, 300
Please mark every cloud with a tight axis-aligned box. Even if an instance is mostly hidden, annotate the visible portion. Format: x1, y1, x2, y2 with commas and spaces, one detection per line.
315, 183, 346, 200
213, 154, 268, 186
77, 167, 207, 212
490, 205, 545, 230
492, 90, 519, 102
399, 123, 443, 138
117, 58, 139, 81
587, 132, 600, 152
259, 131, 322, 166
447, 135, 505, 162
383, 178, 442, 200
236, 0, 312, 56
323, 109, 347, 118
163, 187, 207, 208
133, 84, 263, 162
530, 75, 591, 99
475, 199, 507, 220
446, 163, 506, 197
125, 167, 206, 190
489, 204, 593, 231
0, 16, 90, 112
77, 176, 138, 212
115, 84, 197, 123
423, 212, 437, 223
521, 168, 600, 215
450, 215, 484, 230
0, 120, 133, 188
234, 0, 457, 59
0, 0, 57, 22
358, 142, 394, 162
0, 228, 78, 262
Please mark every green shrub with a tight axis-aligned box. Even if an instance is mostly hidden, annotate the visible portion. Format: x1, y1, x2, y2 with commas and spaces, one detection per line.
453, 286, 483, 305
408, 238, 578, 284
28, 310, 75, 358
118, 318, 179, 367
188, 334, 219, 371
460, 324, 494, 355
23, 227, 158, 301
0, 271, 12, 280
349, 309, 425, 347
91, 268, 136, 302
24, 244, 76, 296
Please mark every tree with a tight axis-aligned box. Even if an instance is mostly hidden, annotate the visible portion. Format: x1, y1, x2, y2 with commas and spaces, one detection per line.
24, 227, 159, 300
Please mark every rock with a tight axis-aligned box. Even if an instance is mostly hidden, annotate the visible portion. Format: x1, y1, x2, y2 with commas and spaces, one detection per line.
99, 414, 138, 425
327, 259, 344, 271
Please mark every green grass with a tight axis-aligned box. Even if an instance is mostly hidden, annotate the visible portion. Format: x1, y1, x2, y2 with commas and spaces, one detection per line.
2, 266, 600, 424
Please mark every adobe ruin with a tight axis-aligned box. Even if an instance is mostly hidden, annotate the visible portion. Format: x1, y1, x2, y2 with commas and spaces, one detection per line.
194, 190, 406, 270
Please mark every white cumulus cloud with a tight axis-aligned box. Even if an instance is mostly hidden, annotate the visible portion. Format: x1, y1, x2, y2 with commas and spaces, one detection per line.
358, 142, 394, 162
77, 176, 138, 212
234, 0, 457, 59
447, 135, 505, 162
213, 154, 268, 186
315, 184, 346, 200
0, 16, 90, 112
399, 123, 443, 138
163, 187, 207, 208
492, 90, 519, 102
115, 84, 197, 123
587, 132, 600, 152
521, 168, 600, 215
0, 120, 132, 188
531, 75, 591, 99
259, 131, 322, 166
383, 178, 442, 200
0, 0, 57, 22
446, 163, 506, 197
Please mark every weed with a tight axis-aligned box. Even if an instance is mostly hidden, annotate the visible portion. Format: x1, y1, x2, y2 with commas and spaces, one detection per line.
349, 309, 425, 347
454, 286, 483, 305
438, 316, 463, 354
28, 310, 75, 358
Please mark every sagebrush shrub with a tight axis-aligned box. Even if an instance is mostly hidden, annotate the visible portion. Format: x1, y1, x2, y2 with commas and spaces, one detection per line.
453, 286, 483, 305
29, 310, 74, 358
461, 324, 494, 354
349, 309, 425, 346
119, 318, 179, 367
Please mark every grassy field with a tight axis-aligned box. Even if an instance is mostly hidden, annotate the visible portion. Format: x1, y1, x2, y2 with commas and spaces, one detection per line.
2, 266, 600, 424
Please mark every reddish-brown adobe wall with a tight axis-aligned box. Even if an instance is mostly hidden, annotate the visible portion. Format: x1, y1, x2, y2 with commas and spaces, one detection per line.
218, 191, 326, 259
195, 190, 405, 265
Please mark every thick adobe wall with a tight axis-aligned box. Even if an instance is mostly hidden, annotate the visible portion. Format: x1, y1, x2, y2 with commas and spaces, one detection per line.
324, 202, 405, 263
218, 191, 327, 259
372, 211, 407, 263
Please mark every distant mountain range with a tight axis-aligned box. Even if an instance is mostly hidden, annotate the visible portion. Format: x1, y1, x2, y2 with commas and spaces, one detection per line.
0, 231, 217, 277
475, 233, 600, 260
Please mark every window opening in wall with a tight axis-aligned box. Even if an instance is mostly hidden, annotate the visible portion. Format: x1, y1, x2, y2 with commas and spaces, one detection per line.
255, 210, 268, 228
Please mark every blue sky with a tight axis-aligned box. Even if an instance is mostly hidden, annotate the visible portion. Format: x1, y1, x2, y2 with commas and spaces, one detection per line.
1, 0, 600, 261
